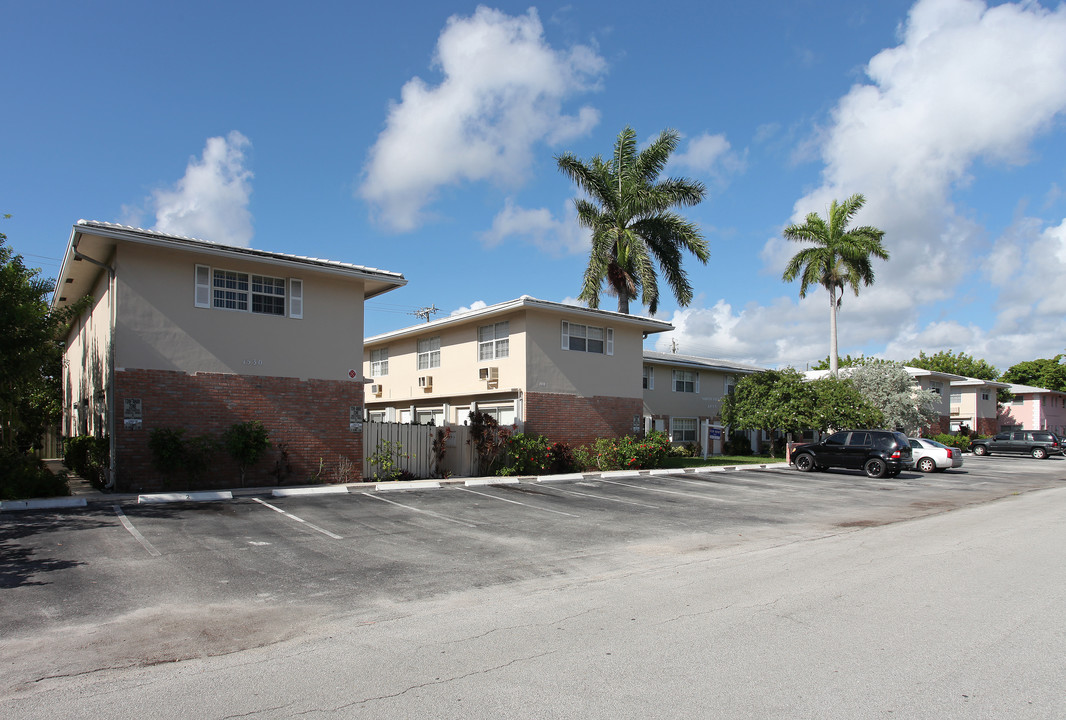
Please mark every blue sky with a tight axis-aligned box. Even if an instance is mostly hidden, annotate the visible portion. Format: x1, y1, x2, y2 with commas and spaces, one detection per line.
4, 0, 1066, 372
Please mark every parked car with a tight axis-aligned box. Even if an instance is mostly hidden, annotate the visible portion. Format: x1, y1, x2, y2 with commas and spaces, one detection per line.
791, 430, 913, 478
908, 437, 964, 473
970, 430, 1061, 459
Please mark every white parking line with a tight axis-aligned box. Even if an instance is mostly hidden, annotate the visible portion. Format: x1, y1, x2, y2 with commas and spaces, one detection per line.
548, 485, 660, 509
598, 479, 739, 502
358, 492, 478, 528
251, 498, 343, 539
454, 487, 581, 517
113, 505, 161, 557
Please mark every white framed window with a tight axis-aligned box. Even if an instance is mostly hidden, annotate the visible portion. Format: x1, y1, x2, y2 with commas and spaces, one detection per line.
671, 417, 697, 443
950, 392, 962, 404
478, 405, 517, 425
368, 411, 386, 423
213, 269, 248, 311
561, 321, 613, 355
198, 266, 296, 317
643, 366, 654, 390
673, 370, 699, 393
929, 381, 943, 395
416, 408, 444, 425
478, 322, 509, 361
1012, 396, 1024, 405
370, 348, 389, 376
251, 275, 286, 315
981, 392, 990, 401
417, 336, 441, 370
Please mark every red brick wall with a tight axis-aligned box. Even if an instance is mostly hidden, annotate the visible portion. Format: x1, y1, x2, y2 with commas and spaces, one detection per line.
976, 417, 998, 436
113, 369, 364, 492
524, 392, 642, 447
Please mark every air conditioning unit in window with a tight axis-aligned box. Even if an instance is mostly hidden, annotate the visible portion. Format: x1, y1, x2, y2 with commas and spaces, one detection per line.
370, 384, 383, 397
418, 375, 433, 390
479, 367, 499, 388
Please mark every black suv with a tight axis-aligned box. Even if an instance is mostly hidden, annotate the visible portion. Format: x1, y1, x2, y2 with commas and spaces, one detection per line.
970, 430, 1061, 459
791, 430, 913, 478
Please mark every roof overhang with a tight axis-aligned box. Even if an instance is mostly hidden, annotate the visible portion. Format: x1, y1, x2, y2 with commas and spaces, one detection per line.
365, 295, 673, 344
50, 221, 406, 310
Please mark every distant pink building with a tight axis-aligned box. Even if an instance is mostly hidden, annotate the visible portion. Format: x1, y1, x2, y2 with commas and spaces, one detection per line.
997, 383, 1066, 434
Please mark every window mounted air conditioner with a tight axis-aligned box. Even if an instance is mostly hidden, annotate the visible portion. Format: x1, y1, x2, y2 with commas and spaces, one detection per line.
370, 384, 383, 397
418, 375, 433, 390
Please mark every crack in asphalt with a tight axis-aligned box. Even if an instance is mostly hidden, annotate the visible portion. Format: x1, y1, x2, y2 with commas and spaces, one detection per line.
293, 649, 560, 714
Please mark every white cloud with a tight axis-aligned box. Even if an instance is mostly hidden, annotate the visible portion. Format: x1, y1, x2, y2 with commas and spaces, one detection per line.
148, 131, 254, 246
670, 133, 745, 180
480, 197, 589, 255
685, 0, 1066, 370
358, 6, 605, 233
450, 300, 488, 316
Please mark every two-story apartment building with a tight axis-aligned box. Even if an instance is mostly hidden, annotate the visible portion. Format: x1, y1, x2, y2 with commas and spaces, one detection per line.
362, 296, 672, 446
948, 377, 1010, 435
997, 383, 1066, 434
54, 221, 406, 491
641, 351, 763, 453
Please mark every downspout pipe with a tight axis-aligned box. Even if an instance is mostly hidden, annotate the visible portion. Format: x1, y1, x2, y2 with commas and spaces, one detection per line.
71, 231, 118, 491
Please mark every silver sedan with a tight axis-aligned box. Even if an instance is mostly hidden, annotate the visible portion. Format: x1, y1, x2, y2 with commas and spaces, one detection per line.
909, 437, 965, 473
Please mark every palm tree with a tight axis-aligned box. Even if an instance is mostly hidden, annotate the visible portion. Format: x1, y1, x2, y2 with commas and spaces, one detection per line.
781, 193, 889, 376
556, 126, 708, 315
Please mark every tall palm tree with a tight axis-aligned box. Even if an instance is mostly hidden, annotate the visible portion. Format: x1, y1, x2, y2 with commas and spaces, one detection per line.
781, 193, 889, 376
556, 126, 708, 315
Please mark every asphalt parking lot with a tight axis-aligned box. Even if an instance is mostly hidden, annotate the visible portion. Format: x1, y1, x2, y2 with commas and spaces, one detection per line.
2, 454, 1065, 693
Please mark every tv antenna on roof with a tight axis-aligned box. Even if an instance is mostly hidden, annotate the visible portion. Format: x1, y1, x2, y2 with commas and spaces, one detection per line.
412, 305, 440, 323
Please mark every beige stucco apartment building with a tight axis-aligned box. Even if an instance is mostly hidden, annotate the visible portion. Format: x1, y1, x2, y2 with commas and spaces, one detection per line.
362, 296, 672, 446
949, 377, 1010, 435
641, 351, 763, 452
53, 220, 405, 490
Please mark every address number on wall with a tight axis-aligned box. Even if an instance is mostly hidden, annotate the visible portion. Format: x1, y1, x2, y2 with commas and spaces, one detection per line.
242, 359, 264, 366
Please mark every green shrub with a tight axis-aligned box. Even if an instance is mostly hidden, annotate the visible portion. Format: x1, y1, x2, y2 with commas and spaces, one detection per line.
499, 433, 551, 476
0, 451, 70, 500
933, 433, 971, 452
367, 439, 413, 481
148, 427, 216, 488
723, 433, 753, 456
64, 435, 110, 490
222, 421, 271, 487
576, 431, 671, 471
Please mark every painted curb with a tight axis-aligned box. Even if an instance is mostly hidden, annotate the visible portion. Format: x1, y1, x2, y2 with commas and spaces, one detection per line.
600, 470, 642, 478
536, 473, 585, 483
465, 477, 519, 486
375, 480, 441, 492
0, 497, 88, 511
272, 486, 349, 497
138, 491, 234, 504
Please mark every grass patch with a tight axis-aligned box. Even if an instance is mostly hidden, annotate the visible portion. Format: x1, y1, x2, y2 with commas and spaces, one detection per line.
661, 455, 784, 468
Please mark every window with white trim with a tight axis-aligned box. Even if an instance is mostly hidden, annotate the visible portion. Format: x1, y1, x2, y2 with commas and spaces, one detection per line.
370, 348, 388, 376
643, 366, 654, 390
981, 392, 990, 401
478, 322, 509, 360
950, 392, 961, 404
417, 336, 441, 370
671, 417, 697, 443
195, 264, 299, 318
561, 321, 613, 355
673, 370, 699, 393
929, 381, 943, 395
